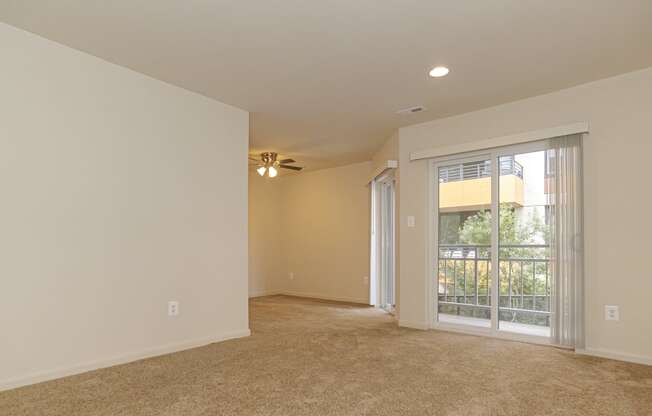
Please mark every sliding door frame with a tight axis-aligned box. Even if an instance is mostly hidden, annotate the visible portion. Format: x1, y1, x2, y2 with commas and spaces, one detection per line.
371, 170, 396, 310
427, 140, 553, 345
379, 174, 396, 312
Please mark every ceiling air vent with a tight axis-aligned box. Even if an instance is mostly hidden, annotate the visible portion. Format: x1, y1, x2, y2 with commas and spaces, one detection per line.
396, 106, 426, 115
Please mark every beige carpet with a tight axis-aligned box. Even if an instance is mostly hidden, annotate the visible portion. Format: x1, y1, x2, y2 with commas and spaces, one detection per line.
2, 295, 651, 415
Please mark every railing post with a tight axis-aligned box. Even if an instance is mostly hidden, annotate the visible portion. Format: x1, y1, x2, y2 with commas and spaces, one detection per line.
545, 261, 549, 312
463, 254, 467, 304
520, 260, 524, 308
474, 250, 479, 306
508, 261, 512, 308
485, 260, 491, 305
443, 256, 448, 302
532, 260, 536, 312
452, 260, 456, 304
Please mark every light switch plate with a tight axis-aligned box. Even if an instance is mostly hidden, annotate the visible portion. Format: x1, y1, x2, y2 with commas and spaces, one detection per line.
407, 216, 415, 227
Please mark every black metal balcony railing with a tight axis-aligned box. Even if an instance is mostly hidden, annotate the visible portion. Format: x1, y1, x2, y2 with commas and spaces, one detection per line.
439, 156, 524, 183
437, 244, 550, 327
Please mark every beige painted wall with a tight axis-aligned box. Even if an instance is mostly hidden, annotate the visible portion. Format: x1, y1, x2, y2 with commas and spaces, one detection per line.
372, 131, 399, 173
248, 173, 284, 297
274, 162, 373, 303
0, 23, 250, 390
398, 67, 652, 361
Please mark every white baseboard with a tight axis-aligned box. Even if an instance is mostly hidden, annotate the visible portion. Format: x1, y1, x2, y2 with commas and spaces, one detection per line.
576, 347, 652, 366
0, 328, 251, 392
248, 289, 280, 298
398, 319, 429, 330
281, 291, 369, 305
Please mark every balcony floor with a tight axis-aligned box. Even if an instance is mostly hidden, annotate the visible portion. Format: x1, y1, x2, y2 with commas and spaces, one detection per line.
438, 313, 551, 338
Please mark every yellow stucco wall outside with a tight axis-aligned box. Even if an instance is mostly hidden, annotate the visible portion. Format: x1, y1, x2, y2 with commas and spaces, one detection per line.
439, 175, 523, 212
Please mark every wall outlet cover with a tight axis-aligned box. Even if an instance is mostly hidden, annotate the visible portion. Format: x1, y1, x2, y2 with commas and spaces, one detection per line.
168, 301, 179, 317
605, 305, 619, 321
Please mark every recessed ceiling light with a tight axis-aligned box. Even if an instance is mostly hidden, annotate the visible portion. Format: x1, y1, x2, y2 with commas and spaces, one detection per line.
429, 66, 450, 78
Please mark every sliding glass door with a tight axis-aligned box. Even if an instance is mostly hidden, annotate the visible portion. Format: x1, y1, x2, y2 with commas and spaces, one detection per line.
371, 172, 396, 312
437, 156, 493, 328
497, 151, 552, 337
379, 179, 395, 312
433, 142, 560, 341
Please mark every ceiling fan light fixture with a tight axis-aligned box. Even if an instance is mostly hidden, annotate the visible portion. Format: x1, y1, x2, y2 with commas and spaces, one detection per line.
252, 152, 303, 178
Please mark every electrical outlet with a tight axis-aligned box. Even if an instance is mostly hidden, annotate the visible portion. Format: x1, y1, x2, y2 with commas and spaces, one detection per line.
363, 276, 369, 285
605, 305, 619, 321
168, 301, 179, 317
289, 272, 294, 280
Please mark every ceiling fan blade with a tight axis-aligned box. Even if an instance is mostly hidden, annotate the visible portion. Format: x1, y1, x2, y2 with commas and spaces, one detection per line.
280, 164, 303, 171
278, 158, 296, 164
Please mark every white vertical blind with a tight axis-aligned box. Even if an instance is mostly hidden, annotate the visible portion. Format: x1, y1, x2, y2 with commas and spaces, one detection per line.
549, 134, 584, 348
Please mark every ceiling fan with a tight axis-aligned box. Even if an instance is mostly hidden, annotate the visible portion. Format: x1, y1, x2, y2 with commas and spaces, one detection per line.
249, 152, 303, 178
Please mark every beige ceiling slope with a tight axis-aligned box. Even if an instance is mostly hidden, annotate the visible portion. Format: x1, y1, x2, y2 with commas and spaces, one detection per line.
2, 1, 651, 170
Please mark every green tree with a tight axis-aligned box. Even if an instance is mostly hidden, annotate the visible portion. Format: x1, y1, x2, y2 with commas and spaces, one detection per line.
455, 204, 551, 324
458, 204, 548, 246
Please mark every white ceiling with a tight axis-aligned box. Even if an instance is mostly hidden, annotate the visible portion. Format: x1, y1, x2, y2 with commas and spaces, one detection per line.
2, 1, 652, 170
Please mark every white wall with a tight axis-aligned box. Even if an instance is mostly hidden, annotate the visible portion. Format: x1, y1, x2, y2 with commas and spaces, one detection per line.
248, 173, 284, 297
0, 23, 250, 390
398, 67, 652, 363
